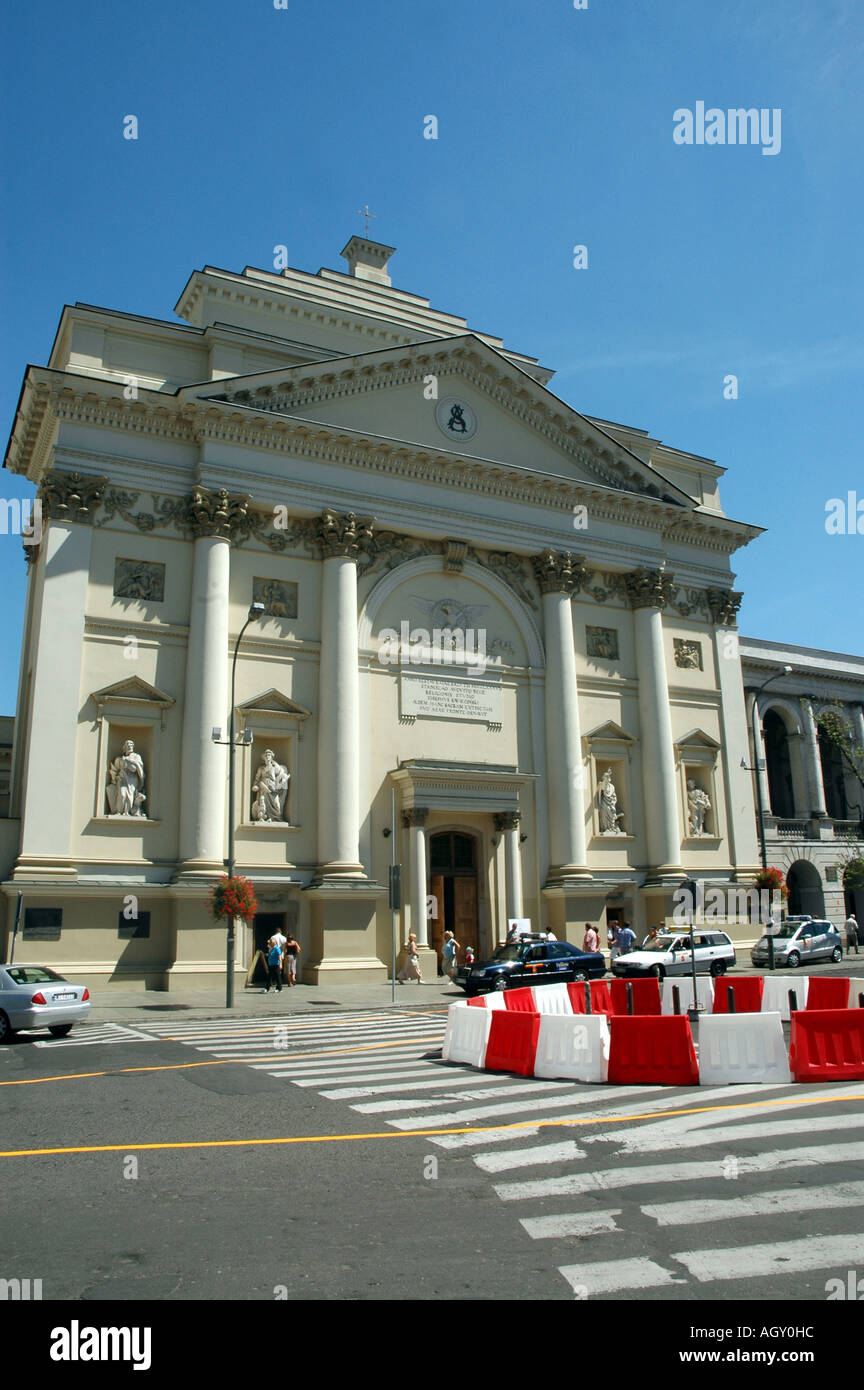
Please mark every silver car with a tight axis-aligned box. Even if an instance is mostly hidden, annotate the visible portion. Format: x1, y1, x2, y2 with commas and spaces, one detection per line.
750, 918, 843, 969
0, 964, 91, 1041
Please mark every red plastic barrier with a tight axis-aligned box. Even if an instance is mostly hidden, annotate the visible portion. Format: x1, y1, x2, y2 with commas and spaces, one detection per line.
567, 980, 614, 1014
805, 977, 851, 1011
504, 986, 537, 1013
484, 1010, 540, 1077
712, 976, 764, 1014
610, 978, 662, 1016
789, 1009, 864, 1081
607, 1015, 699, 1086
467, 996, 486, 1008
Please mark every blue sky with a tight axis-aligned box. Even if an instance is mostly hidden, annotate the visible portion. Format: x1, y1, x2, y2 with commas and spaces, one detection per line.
1, 0, 862, 711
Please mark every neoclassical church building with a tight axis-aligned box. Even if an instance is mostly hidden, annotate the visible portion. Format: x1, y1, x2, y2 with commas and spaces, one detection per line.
4, 233, 853, 988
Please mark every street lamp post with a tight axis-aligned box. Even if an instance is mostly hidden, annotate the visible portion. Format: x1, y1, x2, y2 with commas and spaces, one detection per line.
212, 601, 265, 1008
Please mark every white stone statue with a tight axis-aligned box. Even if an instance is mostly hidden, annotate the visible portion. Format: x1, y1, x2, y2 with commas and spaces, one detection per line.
598, 767, 625, 834
251, 748, 290, 823
687, 778, 712, 836
106, 740, 146, 817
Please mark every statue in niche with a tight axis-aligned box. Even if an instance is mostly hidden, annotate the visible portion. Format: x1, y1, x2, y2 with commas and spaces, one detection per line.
106, 740, 146, 817
251, 748, 290, 823
598, 767, 625, 835
687, 778, 712, 836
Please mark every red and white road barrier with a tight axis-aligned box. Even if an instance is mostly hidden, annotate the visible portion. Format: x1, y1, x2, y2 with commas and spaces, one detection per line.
698, 1011, 791, 1085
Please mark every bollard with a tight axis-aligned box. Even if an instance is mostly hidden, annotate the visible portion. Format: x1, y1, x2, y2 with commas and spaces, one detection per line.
767, 934, 775, 971
859, 993, 864, 1009
672, 985, 681, 1016
626, 981, 634, 1016
788, 990, 798, 1013
726, 985, 736, 1014
584, 981, 592, 1015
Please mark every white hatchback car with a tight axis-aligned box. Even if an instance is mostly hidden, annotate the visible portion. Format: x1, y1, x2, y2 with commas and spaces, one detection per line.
0, 964, 91, 1041
612, 930, 737, 980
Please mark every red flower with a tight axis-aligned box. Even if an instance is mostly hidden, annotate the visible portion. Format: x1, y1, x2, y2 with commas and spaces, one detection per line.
208, 876, 258, 923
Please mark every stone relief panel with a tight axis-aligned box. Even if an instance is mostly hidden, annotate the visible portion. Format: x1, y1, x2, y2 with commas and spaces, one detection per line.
253, 578, 298, 619
674, 638, 703, 670
113, 558, 165, 602
586, 625, 619, 660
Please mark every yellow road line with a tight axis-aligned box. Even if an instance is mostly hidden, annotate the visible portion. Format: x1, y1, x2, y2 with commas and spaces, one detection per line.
0, 1035, 445, 1087
2, 1090, 863, 1159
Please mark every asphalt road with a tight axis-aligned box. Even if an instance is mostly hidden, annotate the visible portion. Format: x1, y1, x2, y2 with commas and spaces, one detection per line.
2, 1002, 863, 1324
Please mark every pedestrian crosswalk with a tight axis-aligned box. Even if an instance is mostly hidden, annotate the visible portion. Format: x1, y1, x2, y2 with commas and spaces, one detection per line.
33, 1022, 158, 1047
40, 1008, 864, 1299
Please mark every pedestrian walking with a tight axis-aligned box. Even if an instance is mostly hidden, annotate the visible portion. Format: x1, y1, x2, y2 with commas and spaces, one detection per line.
608, 923, 620, 963
442, 929, 460, 980
506, 923, 520, 944
617, 921, 636, 956
397, 932, 423, 983
464, 944, 475, 968
265, 939, 283, 993
845, 911, 859, 956
283, 932, 300, 984
582, 923, 599, 953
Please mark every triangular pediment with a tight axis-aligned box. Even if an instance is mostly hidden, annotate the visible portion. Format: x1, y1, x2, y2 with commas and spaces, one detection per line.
675, 728, 722, 751
585, 720, 635, 745
181, 335, 694, 504
237, 689, 310, 719
91, 677, 175, 708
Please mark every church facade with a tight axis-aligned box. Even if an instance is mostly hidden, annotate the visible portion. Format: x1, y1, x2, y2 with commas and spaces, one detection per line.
2, 236, 775, 986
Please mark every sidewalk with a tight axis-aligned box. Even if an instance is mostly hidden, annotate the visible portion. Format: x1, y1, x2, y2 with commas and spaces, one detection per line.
90, 978, 457, 1026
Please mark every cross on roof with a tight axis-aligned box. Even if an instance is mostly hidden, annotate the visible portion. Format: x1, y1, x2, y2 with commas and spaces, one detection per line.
357, 205, 377, 237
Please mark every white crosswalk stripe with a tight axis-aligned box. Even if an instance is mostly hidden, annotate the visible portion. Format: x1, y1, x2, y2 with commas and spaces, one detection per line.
132, 1008, 864, 1299
33, 1022, 158, 1046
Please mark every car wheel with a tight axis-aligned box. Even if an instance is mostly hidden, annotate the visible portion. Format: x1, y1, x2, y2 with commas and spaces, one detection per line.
48, 1025, 74, 1038
786, 952, 801, 969
651, 965, 665, 981
709, 960, 726, 977
493, 975, 509, 992
831, 947, 843, 964
0, 1011, 13, 1043
571, 971, 587, 983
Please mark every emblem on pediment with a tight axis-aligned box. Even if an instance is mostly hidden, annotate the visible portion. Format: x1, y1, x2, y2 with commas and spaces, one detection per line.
435, 397, 478, 442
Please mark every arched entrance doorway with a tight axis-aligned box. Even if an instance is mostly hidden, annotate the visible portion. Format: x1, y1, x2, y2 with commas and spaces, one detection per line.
787, 860, 825, 918
429, 831, 480, 972
763, 709, 795, 818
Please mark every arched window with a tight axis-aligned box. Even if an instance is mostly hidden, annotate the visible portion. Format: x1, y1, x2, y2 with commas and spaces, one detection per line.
763, 709, 795, 818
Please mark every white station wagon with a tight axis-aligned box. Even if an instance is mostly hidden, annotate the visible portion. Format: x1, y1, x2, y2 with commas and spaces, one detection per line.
612, 930, 737, 980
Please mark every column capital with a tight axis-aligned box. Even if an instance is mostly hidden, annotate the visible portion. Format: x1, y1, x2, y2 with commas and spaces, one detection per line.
186, 486, 251, 541
494, 810, 521, 832
316, 509, 375, 559
402, 806, 429, 828
625, 566, 676, 610
39, 470, 107, 524
531, 549, 588, 595
706, 587, 743, 627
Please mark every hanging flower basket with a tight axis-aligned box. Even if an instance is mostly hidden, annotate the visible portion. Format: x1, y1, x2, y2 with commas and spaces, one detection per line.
753, 866, 787, 899
208, 875, 258, 923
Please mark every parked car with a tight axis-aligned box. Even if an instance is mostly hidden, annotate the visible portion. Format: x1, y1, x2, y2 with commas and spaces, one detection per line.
750, 918, 843, 968
0, 965, 90, 1042
456, 938, 606, 994
612, 930, 736, 980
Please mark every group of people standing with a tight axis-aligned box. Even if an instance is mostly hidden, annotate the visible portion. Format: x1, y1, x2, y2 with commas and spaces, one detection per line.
264, 930, 300, 992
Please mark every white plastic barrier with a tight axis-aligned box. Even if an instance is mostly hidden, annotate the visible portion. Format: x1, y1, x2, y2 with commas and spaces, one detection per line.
662, 975, 714, 1016
530, 982, 573, 1015
533, 1014, 610, 1083
761, 974, 809, 1020
473, 990, 508, 1010
847, 979, 864, 1008
442, 1001, 492, 1067
698, 1011, 791, 1085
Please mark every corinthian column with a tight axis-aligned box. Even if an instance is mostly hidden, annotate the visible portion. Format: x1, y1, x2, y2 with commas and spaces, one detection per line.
801, 698, 828, 818
177, 487, 250, 876
627, 567, 682, 876
315, 510, 374, 877
533, 550, 590, 880
495, 811, 524, 920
